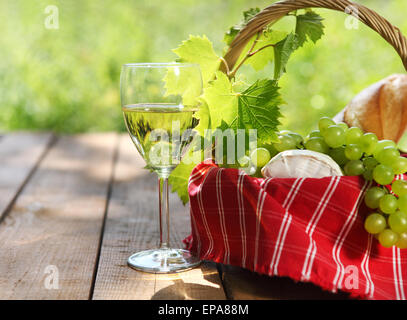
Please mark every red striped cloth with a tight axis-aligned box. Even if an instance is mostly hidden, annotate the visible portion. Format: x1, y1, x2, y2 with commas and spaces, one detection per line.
184, 160, 407, 300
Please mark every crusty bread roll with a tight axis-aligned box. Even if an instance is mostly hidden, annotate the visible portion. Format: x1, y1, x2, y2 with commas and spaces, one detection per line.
338, 74, 407, 142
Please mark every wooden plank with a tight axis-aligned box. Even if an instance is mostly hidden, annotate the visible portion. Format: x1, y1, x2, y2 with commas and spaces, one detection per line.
0, 133, 54, 221
92, 134, 225, 300
220, 265, 351, 300
0, 134, 118, 299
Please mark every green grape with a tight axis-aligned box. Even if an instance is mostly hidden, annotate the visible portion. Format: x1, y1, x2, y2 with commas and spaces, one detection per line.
378, 229, 399, 248
392, 157, 407, 174
237, 155, 251, 167
287, 132, 303, 148
363, 157, 378, 170
344, 160, 364, 176
318, 117, 335, 134
274, 135, 297, 152
337, 122, 349, 131
379, 194, 398, 214
392, 180, 407, 196
373, 164, 395, 185
250, 148, 271, 168
388, 211, 407, 234
308, 130, 323, 138
364, 187, 387, 209
373, 140, 397, 159
305, 137, 330, 154
398, 194, 407, 213
377, 147, 400, 166
346, 127, 363, 145
261, 143, 278, 158
361, 133, 378, 155
396, 232, 407, 249
364, 213, 387, 234
345, 144, 363, 160
363, 169, 373, 181
323, 125, 346, 148
329, 146, 348, 166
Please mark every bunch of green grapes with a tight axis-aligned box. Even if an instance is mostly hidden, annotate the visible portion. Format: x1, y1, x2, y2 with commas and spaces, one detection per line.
247, 117, 407, 249
315, 117, 407, 249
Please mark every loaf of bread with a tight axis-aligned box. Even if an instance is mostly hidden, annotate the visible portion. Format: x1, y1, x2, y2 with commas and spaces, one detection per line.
337, 74, 407, 143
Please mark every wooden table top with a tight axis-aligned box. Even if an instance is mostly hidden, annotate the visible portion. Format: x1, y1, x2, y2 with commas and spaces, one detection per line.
0, 132, 350, 300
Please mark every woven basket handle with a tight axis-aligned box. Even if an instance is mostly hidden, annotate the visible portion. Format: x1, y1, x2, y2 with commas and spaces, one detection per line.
222, 0, 407, 72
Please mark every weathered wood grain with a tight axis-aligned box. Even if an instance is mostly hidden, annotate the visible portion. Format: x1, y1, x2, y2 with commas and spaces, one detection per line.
0, 134, 118, 299
220, 265, 351, 300
92, 134, 225, 300
0, 133, 54, 221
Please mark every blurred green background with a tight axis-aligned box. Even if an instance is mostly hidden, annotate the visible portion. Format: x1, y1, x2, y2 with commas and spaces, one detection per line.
1, 0, 406, 135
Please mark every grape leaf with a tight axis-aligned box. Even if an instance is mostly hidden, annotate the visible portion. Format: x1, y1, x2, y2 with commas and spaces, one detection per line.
273, 33, 299, 79
167, 8, 325, 205
231, 73, 248, 92
203, 72, 282, 143
295, 11, 325, 47
163, 67, 202, 105
202, 71, 238, 129
235, 79, 283, 144
169, 76, 283, 205
172, 35, 220, 84
168, 155, 198, 205
242, 7, 261, 22
194, 100, 211, 137
224, 7, 260, 45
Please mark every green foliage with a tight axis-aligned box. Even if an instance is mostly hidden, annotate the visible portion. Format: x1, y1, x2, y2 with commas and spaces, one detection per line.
201, 72, 283, 143
167, 8, 324, 203
202, 71, 238, 129
0, 0, 265, 133
1, 0, 407, 138
296, 11, 325, 47
236, 79, 283, 143
172, 35, 221, 84
163, 66, 202, 105
273, 33, 300, 79
168, 152, 198, 205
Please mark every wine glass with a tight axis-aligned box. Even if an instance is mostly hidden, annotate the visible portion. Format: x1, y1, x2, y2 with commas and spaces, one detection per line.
120, 63, 202, 273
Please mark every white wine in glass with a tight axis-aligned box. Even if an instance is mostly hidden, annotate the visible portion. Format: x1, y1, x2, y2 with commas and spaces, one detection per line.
120, 63, 202, 273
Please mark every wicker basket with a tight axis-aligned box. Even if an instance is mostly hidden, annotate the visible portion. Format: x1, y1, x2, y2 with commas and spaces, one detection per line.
186, 0, 407, 300
221, 0, 407, 74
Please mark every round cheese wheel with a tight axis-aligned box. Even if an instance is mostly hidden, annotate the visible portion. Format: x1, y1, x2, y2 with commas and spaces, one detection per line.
261, 150, 343, 179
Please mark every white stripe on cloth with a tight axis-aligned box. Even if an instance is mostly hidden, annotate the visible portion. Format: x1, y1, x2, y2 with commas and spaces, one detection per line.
253, 179, 273, 271
393, 246, 406, 300
237, 173, 247, 268
302, 176, 340, 281
392, 246, 401, 300
360, 234, 374, 298
197, 167, 216, 258
188, 169, 204, 187
188, 165, 212, 188
332, 180, 369, 291
216, 169, 230, 264
269, 178, 305, 276
397, 247, 406, 300
391, 176, 406, 300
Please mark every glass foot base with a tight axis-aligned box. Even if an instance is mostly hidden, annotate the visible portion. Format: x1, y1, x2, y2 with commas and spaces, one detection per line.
127, 248, 201, 273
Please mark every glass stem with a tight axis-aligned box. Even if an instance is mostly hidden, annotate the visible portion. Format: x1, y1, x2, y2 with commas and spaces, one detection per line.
158, 176, 170, 249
